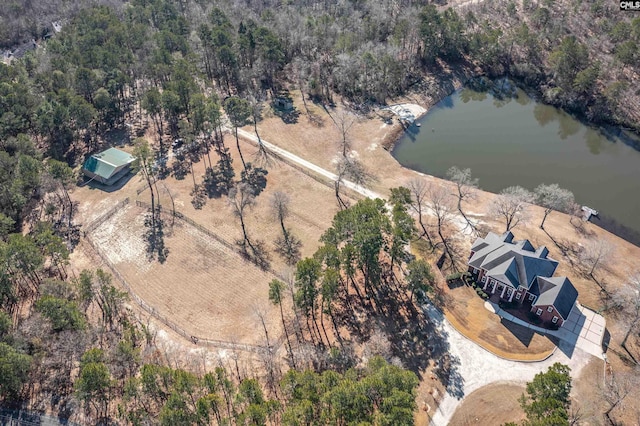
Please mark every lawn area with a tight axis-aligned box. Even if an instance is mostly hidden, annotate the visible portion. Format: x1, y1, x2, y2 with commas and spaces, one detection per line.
448, 382, 526, 425
444, 286, 555, 361
411, 239, 556, 361
442, 284, 556, 361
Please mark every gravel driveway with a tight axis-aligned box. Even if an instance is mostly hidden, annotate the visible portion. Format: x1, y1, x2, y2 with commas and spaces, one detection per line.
425, 303, 594, 425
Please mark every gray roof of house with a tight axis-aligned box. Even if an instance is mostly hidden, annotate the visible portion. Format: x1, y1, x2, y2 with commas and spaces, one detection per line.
469, 232, 559, 289
531, 276, 578, 319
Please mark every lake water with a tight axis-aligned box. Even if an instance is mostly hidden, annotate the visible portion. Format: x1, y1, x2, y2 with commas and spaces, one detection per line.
392, 81, 640, 242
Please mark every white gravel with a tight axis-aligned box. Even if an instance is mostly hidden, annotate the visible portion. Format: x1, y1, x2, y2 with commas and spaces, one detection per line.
425, 303, 593, 426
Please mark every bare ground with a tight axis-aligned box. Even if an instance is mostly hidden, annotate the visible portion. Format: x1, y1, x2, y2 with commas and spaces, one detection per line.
65, 88, 640, 423
70, 135, 355, 348
251, 90, 640, 422
442, 285, 556, 361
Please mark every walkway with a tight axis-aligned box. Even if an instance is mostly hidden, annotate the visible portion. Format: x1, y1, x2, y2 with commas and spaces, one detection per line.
486, 301, 606, 360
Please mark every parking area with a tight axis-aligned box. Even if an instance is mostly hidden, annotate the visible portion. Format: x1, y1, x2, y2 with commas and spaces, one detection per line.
488, 301, 606, 359
549, 303, 606, 359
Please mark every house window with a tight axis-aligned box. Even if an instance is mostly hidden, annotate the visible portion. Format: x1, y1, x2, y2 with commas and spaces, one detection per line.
515, 293, 521, 300
490, 279, 496, 285
536, 309, 543, 316
529, 294, 535, 301
547, 306, 553, 313
472, 268, 478, 274
552, 316, 559, 324
481, 276, 487, 283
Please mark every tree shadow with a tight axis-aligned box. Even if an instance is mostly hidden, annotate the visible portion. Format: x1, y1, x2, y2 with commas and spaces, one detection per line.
273, 106, 301, 124
542, 228, 582, 268
330, 276, 465, 399
602, 328, 611, 354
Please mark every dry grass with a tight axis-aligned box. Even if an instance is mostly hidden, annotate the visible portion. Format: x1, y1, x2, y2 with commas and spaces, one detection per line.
70, 135, 356, 346
442, 285, 555, 361
257, 90, 640, 350
66, 87, 640, 422
88, 203, 281, 344
411, 239, 556, 361
448, 382, 526, 425
135, 138, 352, 274
254, 92, 640, 421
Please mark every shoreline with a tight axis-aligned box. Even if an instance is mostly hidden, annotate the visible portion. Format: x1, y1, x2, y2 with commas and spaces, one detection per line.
380, 81, 640, 248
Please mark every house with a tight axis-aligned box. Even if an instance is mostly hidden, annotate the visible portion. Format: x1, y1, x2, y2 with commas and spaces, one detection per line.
82, 148, 136, 186
468, 231, 578, 327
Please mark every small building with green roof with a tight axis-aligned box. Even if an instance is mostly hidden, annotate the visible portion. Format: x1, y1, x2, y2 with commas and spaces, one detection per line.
82, 148, 136, 185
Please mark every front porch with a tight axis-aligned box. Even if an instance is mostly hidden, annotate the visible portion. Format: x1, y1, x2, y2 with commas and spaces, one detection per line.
467, 273, 559, 330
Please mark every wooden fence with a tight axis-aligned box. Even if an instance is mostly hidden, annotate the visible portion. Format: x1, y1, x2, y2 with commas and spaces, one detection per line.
134, 199, 290, 283
83, 197, 130, 234
83, 201, 269, 354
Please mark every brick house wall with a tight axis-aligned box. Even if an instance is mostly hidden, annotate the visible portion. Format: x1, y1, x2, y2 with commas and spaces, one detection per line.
531, 304, 564, 327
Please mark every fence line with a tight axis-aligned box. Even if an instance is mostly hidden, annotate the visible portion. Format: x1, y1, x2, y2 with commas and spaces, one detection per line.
135, 200, 238, 254
83, 198, 130, 234
134, 199, 290, 283
84, 224, 267, 354
136, 184, 148, 196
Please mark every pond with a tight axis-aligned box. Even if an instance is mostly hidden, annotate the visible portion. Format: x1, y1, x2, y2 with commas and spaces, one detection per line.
392, 80, 640, 244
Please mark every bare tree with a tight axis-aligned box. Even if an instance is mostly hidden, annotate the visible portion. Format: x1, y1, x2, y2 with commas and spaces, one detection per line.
427, 183, 459, 271
534, 183, 575, 229
331, 109, 356, 157
270, 191, 301, 265
334, 156, 374, 210
490, 186, 535, 232
602, 369, 640, 424
228, 183, 270, 269
407, 179, 435, 247
446, 166, 479, 232
252, 304, 271, 350
249, 94, 272, 167
613, 272, 640, 363
579, 239, 613, 278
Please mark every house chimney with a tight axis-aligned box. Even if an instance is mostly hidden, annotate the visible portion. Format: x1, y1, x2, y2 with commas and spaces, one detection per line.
535, 246, 549, 258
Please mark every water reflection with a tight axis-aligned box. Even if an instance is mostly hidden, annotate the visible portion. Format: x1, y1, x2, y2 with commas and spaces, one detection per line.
557, 113, 581, 140
585, 128, 604, 155
392, 79, 640, 236
459, 88, 488, 103
533, 104, 556, 127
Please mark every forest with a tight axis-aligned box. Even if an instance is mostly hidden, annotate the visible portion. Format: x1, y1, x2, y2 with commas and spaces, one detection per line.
1, 0, 639, 424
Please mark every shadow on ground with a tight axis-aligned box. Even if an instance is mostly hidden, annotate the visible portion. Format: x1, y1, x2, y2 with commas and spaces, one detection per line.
499, 318, 535, 347
81, 172, 135, 193
332, 284, 465, 400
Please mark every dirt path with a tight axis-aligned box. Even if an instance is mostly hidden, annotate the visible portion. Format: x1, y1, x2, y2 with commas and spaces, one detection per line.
236, 128, 383, 200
